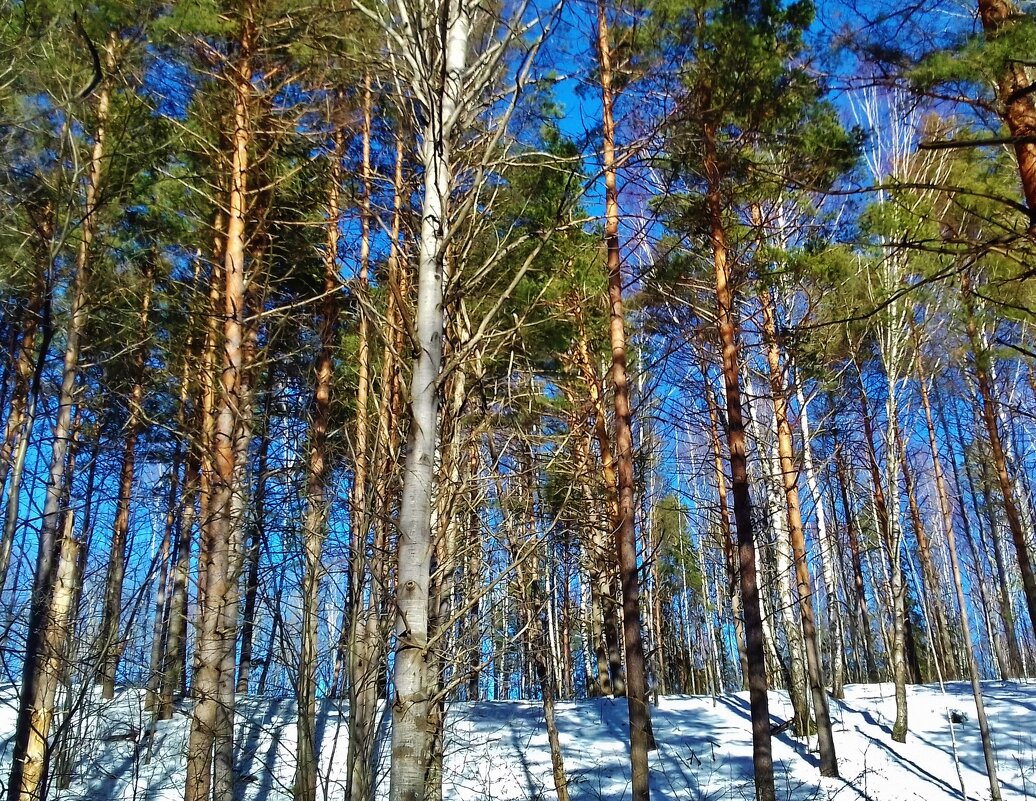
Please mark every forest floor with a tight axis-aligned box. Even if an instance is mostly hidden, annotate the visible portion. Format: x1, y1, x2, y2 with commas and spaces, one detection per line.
1, 680, 1034, 800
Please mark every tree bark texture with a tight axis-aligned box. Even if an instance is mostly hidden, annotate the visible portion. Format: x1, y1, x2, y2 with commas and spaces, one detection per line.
594, 4, 653, 796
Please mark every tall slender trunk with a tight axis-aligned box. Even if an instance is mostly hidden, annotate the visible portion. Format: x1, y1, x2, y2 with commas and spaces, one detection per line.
896, 427, 956, 680
346, 82, 385, 801
161, 298, 205, 719
573, 427, 612, 696
795, 383, 845, 697
961, 272, 1036, 633
97, 269, 153, 698
831, 426, 878, 682
702, 353, 749, 687
855, 368, 908, 740
185, 14, 254, 799
514, 458, 570, 801
763, 409, 810, 733
759, 290, 837, 775
914, 337, 1003, 800
147, 430, 183, 715
162, 437, 199, 719
0, 239, 46, 593
572, 314, 625, 696
594, 4, 652, 794
390, 4, 470, 797
6, 57, 110, 801
702, 117, 774, 801
237, 401, 270, 694
293, 128, 344, 801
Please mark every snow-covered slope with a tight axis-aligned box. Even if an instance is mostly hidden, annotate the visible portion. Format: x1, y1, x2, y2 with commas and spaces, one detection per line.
2, 681, 1033, 800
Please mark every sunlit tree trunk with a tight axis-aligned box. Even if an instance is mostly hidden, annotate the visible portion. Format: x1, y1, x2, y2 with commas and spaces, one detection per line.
594, 3, 652, 793
702, 115, 775, 801
795, 382, 845, 697
6, 57, 110, 801
977, 0, 1036, 215
389, 2, 470, 796
185, 12, 255, 798
759, 290, 837, 775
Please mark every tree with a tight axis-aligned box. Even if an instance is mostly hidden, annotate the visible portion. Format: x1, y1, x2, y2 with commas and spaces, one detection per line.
594, 0, 653, 794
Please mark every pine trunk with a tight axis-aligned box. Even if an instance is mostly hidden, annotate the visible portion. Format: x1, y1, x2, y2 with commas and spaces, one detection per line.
702, 117, 775, 801
6, 60, 110, 801
97, 273, 152, 698
960, 272, 1036, 634
977, 0, 1036, 215
594, 4, 652, 793
185, 16, 254, 798
760, 291, 837, 775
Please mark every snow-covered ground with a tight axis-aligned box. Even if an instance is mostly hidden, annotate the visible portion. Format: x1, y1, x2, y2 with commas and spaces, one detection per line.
1, 681, 1034, 800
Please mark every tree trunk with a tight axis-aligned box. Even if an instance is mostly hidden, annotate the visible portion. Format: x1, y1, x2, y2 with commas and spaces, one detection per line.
795, 383, 845, 698
237, 399, 271, 695
346, 82, 389, 801
147, 431, 183, 716
6, 57, 110, 801
594, 3, 652, 795
97, 270, 153, 698
831, 427, 879, 682
574, 427, 612, 697
514, 463, 570, 801
960, 271, 1036, 634
896, 427, 956, 680
0, 242, 46, 593
185, 16, 254, 799
915, 338, 1003, 801
702, 353, 749, 688
759, 290, 837, 776
855, 369, 908, 741
977, 454, 1024, 676
702, 116, 775, 801
389, 3, 470, 797
294, 128, 344, 801
161, 443, 198, 719
977, 0, 1036, 217
572, 315, 625, 696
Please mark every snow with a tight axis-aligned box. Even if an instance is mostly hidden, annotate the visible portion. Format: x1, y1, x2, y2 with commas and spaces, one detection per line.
2, 681, 1034, 800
